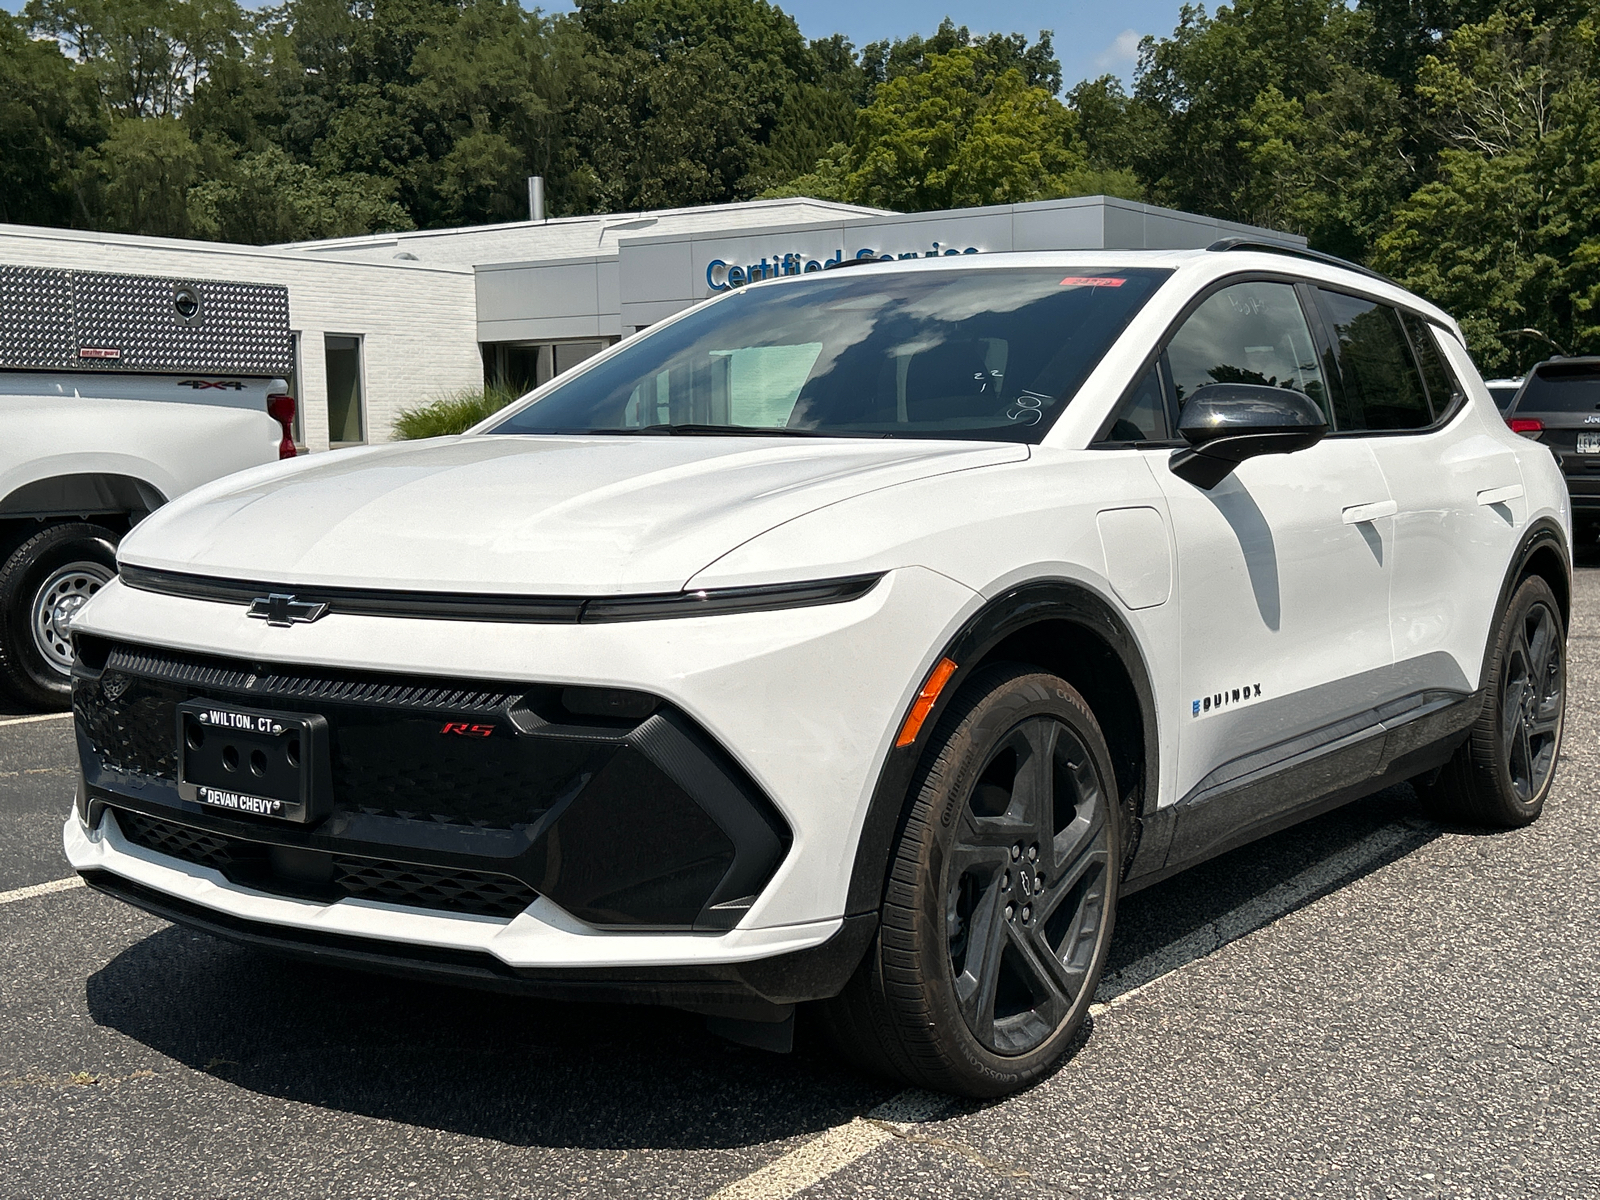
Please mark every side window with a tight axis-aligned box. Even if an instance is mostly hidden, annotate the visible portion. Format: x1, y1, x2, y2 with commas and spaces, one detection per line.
1102, 359, 1171, 443
1399, 312, 1463, 421
1315, 290, 1432, 431
1164, 281, 1330, 419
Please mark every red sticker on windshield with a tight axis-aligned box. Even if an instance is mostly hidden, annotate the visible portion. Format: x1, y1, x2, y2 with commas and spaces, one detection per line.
1059, 276, 1125, 287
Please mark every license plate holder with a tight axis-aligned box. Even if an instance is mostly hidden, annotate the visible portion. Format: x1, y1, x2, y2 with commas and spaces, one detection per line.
176, 700, 330, 823
1577, 433, 1600, 454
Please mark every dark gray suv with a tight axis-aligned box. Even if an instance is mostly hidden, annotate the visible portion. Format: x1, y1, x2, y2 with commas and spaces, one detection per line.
1505, 358, 1600, 532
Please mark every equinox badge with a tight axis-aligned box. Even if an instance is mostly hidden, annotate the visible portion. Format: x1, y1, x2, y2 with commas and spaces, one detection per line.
246, 593, 329, 626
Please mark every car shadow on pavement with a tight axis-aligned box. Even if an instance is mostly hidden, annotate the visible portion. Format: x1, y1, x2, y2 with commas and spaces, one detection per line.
1098, 784, 1440, 1002
1572, 527, 1600, 569
0, 698, 52, 718
85, 930, 885, 1149
82, 786, 1445, 1150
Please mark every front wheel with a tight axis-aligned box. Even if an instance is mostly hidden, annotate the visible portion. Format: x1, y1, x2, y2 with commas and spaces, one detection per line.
0, 523, 118, 710
1421, 575, 1565, 827
822, 664, 1122, 1097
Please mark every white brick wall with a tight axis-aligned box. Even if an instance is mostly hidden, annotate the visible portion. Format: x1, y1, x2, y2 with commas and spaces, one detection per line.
0, 224, 482, 451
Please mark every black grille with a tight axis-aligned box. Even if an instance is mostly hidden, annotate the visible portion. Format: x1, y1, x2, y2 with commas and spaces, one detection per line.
74, 651, 601, 830
101, 642, 518, 711
334, 858, 536, 919
74, 680, 180, 781
329, 716, 596, 828
118, 810, 234, 870
114, 809, 537, 919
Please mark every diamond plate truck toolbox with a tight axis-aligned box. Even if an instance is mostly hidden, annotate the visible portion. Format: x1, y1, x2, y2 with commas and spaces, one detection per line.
0, 265, 291, 376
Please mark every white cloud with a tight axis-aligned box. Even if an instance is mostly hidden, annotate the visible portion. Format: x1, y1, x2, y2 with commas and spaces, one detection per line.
1093, 29, 1143, 71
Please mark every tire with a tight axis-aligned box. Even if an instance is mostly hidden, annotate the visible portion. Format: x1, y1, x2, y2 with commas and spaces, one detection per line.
822, 663, 1122, 1097
1420, 575, 1566, 828
0, 522, 118, 710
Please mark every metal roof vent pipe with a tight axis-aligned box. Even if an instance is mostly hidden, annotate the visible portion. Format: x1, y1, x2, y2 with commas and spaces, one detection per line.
527, 176, 546, 223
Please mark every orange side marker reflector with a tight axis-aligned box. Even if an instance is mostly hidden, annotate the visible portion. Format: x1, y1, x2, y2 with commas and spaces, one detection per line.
897, 657, 959, 747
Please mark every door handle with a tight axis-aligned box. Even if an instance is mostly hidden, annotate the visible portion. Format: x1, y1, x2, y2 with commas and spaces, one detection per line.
1341, 500, 1398, 524
1477, 483, 1524, 506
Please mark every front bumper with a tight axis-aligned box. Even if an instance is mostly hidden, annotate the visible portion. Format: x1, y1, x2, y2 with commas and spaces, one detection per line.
67, 565, 980, 964
65, 809, 870, 1010
74, 646, 791, 931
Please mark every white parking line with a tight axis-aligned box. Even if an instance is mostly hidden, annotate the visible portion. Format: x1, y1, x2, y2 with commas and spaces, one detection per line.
706, 818, 1432, 1200
0, 876, 84, 905
0, 712, 73, 728
708, 1091, 950, 1200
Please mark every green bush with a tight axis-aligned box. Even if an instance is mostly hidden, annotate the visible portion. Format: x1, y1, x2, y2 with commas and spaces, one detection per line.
392, 383, 521, 439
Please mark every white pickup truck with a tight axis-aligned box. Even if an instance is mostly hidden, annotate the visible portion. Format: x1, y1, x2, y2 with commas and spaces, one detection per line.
0, 267, 295, 708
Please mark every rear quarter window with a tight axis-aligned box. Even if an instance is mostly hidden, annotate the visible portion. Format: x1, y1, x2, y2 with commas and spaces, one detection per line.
1315, 289, 1432, 431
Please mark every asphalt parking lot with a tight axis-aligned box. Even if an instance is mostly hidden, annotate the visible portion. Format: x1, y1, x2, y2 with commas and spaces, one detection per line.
4, 569, 1599, 1200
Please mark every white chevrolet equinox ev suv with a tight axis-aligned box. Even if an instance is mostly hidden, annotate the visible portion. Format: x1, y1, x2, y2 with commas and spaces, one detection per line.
65, 244, 1571, 1097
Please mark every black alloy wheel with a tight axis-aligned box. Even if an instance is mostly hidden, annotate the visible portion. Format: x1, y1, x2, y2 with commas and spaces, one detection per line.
944, 714, 1113, 1055
1499, 591, 1563, 804
822, 664, 1121, 1097
1421, 575, 1566, 828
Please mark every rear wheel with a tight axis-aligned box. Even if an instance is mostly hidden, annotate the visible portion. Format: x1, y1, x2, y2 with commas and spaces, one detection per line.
823, 664, 1121, 1097
1421, 576, 1565, 827
0, 523, 118, 710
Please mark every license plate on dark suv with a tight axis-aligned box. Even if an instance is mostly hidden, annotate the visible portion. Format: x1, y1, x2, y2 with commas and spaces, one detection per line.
1577, 433, 1600, 453
176, 700, 329, 822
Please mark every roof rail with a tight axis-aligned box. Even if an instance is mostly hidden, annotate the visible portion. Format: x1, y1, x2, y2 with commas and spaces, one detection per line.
1205, 237, 1394, 284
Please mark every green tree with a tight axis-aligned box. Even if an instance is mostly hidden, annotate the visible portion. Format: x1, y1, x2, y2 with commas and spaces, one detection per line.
215, 0, 571, 230
25, 0, 253, 118
1067, 75, 1161, 178
1128, 0, 1411, 259
773, 45, 1138, 210
1373, 10, 1600, 370
561, 0, 810, 211
747, 32, 866, 191
188, 144, 411, 242
403, 0, 570, 225
0, 13, 101, 226
74, 115, 206, 235
860, 18, 1063, 95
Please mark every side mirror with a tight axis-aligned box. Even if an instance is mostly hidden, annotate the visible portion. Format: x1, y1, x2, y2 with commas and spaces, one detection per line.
1169, 383, 1330, 489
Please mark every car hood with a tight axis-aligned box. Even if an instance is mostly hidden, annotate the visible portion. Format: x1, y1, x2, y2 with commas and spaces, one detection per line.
119, 435, 1028, 594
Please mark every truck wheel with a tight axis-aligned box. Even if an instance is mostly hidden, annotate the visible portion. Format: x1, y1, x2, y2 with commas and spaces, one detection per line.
1420, 575, 1565, 828
821, 664, 1121, 1097
0, 523, 118, 710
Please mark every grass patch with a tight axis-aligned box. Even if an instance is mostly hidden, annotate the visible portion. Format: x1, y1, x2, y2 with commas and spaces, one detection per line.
392, 383, 521, 439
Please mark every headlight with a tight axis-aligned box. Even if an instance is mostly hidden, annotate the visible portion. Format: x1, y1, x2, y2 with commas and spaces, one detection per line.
581, 574, 882, 622
120, 564, 883, 623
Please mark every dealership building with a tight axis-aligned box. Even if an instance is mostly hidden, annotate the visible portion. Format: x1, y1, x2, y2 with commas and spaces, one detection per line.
0, 196, 1302, 451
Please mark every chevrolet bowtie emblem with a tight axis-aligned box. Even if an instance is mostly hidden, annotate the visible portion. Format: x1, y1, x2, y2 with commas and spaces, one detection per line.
246, 593, 329, 627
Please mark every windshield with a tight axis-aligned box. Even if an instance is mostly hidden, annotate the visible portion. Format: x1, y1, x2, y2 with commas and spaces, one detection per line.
487, 266, 1170, 442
